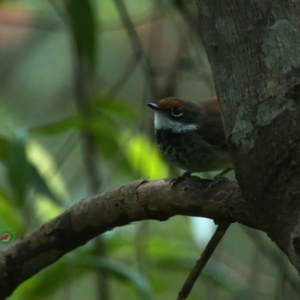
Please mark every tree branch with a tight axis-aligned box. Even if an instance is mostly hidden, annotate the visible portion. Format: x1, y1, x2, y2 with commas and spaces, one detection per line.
0, 177, 253, 299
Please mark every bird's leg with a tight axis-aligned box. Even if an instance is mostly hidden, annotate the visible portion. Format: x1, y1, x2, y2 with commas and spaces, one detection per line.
207, 168, 233, 190
170, 171, 193, 189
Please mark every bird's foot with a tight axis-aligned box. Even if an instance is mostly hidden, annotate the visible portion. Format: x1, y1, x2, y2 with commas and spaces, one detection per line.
170, 172, 193, 189
206, 175, 229, 190
206, 168, 232, 190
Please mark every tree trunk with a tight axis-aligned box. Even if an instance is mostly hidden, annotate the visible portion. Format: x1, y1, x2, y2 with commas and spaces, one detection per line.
197, 0, 300, 271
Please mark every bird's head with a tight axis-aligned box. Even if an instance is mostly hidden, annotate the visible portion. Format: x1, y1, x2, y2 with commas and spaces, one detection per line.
148, 97, 202, 133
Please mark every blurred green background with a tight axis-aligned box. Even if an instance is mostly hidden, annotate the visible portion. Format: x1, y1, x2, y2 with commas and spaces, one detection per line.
0, 0, 299, 299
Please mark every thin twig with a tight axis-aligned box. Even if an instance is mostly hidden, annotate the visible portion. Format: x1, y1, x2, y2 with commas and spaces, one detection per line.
113, 0, 158, 100
107, 55, 141, 98
177, 221, 231, 300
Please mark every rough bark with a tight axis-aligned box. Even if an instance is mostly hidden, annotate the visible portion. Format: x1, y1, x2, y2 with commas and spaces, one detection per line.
0, 178, 249, 299
197, 0, 300, 271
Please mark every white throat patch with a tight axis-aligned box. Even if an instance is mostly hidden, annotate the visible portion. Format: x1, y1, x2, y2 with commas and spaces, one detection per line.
154, 112, 198, 133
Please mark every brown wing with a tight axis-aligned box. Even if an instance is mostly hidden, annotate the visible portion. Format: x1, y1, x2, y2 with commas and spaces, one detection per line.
196, 97, 228, 152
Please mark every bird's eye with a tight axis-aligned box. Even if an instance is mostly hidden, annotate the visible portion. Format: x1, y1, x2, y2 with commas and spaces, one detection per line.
171, 106, 183, 117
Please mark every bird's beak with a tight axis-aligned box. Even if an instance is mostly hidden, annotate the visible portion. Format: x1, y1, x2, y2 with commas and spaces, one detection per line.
148, 103, 162, 111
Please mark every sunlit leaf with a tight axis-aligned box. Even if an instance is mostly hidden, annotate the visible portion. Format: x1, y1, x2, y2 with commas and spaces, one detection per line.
30, 165, 63, 206
0, 133, 67, 210
34, 195, 64, 222
119, 131, 169, 179
27, 141, 69, 219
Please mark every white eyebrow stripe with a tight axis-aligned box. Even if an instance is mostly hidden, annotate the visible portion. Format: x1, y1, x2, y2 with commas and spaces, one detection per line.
154, 112, 198, 133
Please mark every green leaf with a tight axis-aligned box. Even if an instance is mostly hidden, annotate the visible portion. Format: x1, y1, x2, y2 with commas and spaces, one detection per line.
0, 135, 10, 160
13, 255, 86, 298
68, 0, 97, 68
0, 132, 63, 207
31, 116, 121, 158
30, 116, 83, 135
0, 189, 23, 233
6, 130, 30, 206
78, 257, 154, 300
30, 116, 106, 136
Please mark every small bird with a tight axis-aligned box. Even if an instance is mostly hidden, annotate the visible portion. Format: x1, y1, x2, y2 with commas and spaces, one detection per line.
148, 97, 232, 186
